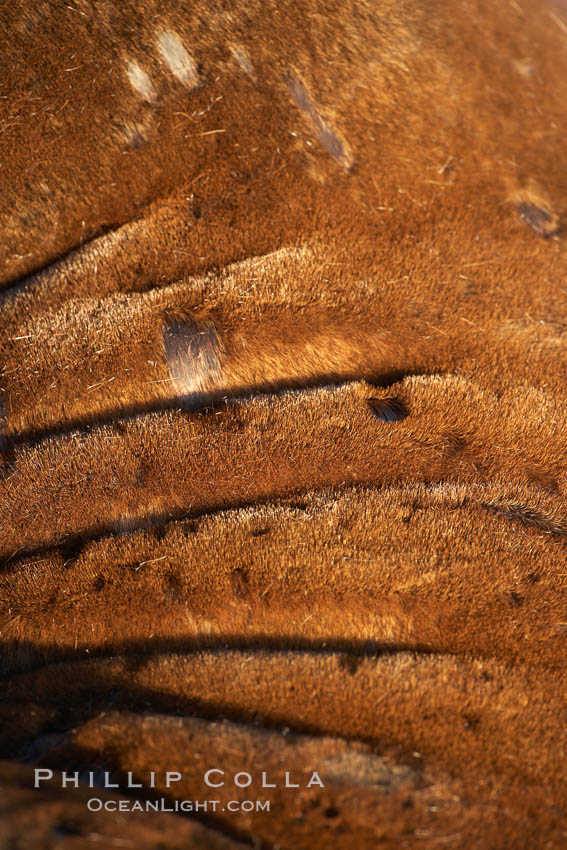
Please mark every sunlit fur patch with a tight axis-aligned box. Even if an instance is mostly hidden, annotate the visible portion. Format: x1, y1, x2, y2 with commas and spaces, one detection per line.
322, 749, 414, 789
157, 30, 199, 90
125, 59, 157, 103
162, 309, 223, 408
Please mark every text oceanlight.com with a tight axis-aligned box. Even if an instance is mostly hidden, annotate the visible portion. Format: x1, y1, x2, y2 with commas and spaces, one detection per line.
86, 798, 271, 813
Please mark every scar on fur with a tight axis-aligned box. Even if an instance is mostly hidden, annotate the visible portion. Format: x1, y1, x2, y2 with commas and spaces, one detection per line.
285, 72, 354, 171
511, 188, 560, 238
125, 59, 157, 103
119, 119, 151, 149
162, 309, 223, 407
114, 509, 168, 537
517, 203, 560, 238
157, 30, 199, 89
513, 58, 536, 80
367, 397, 408, 422
230, 45, 255, 78
481, 500, 567, 536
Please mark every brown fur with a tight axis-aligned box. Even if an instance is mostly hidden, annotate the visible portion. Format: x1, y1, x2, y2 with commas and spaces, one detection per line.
2, 0, 567, 847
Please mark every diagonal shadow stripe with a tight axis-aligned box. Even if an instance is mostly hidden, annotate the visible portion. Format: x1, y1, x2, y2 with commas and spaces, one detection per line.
0, 634, 474, 682
4, 368, 426, 451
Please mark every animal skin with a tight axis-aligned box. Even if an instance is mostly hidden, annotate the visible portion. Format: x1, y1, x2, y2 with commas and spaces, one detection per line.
1, 0, 567, 847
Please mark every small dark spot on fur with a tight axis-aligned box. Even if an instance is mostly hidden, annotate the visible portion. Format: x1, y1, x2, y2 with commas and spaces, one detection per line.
93, 576, 105, 592
52, 820, 83, 837
463, 712, 480, 730
517, 202, 560, 238
509, 590, 523, 607
284, 499, 309, 511
367, 397, 408, 422
527, 466, 559, 493
0, 444, 16, 478
125, 654, 148, 674
324, 806, 340, 819
251, 526, 270, 537
180, 518, 200, 534
526, 571, 541, 585
443, 431, 467, 455
127, 129, 147, 150
152, 525, 168, 542
59, 538, 83, 564
339, 654, 362, 675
